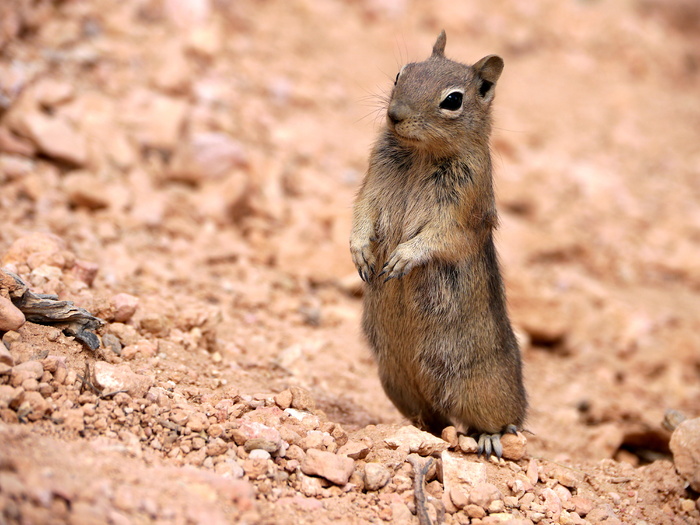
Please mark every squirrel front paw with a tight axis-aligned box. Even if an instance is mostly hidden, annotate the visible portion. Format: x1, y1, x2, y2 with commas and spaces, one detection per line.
350, 239, 377, 282
379, 243, 423, 282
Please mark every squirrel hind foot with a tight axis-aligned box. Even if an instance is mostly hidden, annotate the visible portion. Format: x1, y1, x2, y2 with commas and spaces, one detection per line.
475, 424, 518, 458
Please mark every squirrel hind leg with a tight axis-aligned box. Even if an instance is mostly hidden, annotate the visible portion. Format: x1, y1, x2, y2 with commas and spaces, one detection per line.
475, 424, 518, 458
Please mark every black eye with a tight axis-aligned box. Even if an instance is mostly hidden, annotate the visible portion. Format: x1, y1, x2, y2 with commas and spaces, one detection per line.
394, 72, 400, 86
440, 91, 463, 110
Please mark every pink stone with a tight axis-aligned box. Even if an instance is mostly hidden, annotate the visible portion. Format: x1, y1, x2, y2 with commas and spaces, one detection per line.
0, 296, 24, 332
300, 448, 355, 486
20, 112, 87, 166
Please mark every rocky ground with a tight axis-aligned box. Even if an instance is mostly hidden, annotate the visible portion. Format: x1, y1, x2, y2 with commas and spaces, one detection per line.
1, 0, 700, 524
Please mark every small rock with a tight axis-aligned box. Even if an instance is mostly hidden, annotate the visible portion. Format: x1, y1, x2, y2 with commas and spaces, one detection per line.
121, 340, 157, 360
569, 496, 593, 517
2, 232, 69, 269
92, 362, 153, 397
32, 78, 75, 107
13, 360, 44, 379
244, 437, 280, 454
501, 431, 527, 460
187, 411, 210, 432
680, 498, 695, 513
553, 484, 572, 503
449, 486, 470, 509
63, 172, 110, 209
468, 482, 502, 508
70, 259, 99, 286
488, 499, 505, 513
167, 132, 247, 184
111, 293, 139, 323
0, 339, 14, 366
586, 504, 618, 523
122, 90, 187, 150
205, 438, 228, 457
19, 112, 87, 166
289, 386, 316, 411
554, 467, 583, 489
232, 421, 282, 454
17, 391, 50, 421
385, 425, 450, 456
248, 449, 271, 461
0, 296, 24, 333
390, 502, 414, 522
274, 389, 293, 409
458, 434, 479, 454
364, 463, 392, 491
300, 448, 354, 486
526, 458, 539, 485
441, 450, 487, 487
338, 440, 370, 460
441, 426, 458, 448
0, 385, 22, 408
464, 504, 486, 519
541, 487, 562, 521
670, 417, 700, 491
504, 496, 520, 508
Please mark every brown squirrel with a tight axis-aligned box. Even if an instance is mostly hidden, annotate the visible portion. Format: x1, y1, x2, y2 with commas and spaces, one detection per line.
350, 31, 527, 457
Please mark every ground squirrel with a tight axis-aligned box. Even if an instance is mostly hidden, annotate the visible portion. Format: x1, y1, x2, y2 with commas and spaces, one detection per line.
350, 31, 527, 457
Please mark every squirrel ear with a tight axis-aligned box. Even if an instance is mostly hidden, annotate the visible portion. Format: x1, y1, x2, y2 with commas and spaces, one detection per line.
473, 55, 504, 84
432, 30, 447, 58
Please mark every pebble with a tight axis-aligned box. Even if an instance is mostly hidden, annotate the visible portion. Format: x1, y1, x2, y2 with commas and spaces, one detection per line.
0, 385, 23, 408
187, 411, 210, 432
289, 386, 316, 411
501, 431, 527, 461
300, 448, 355, 486
274, 389, 293, 409
18, 391, 50, 421
121, 90, 187, 151
0, 340, 13, 366
338, 440, 370, 460
669, 417, 700, 492
0, 296, 24, 333
92, 362, 154, 397
363, 463, 392, 491
232, 421, 282, 454
526, 458, 539, 485
569, 496, 593, 517
111, 293, 139, 323
441, 426, 458, 448
441, 450, 487, 488
464, 503, 486, 519
554, 467, 583, 489
205, 438, 228, 457
468, 482, 502, 508
248, 449, 271, 461
458, 434, 479, 454
541, 487, 562, 521
385, 425, 450, 456
18, 112, 87, 166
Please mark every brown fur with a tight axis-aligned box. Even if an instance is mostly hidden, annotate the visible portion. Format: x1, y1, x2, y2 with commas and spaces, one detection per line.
350, 31, 527, 439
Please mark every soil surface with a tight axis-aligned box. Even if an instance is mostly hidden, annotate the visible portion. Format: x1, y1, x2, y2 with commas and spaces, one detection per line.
1, 0, 699, 524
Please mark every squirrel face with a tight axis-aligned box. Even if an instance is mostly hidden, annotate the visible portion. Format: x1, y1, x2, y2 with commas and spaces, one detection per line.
386, 31, 504, 158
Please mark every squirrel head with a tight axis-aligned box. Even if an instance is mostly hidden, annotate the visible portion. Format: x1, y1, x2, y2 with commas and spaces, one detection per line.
386, 31, 504, 157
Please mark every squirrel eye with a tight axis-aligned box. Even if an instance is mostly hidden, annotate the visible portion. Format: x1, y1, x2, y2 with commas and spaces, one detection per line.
439, 91, 463, 111
394, 72, 400, 86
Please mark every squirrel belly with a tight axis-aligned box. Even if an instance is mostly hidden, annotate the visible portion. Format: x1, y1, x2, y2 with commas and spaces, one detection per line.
350, 31, 527, 456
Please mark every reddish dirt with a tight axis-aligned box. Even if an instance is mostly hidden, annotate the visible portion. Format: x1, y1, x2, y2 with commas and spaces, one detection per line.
1, 0, 699, 524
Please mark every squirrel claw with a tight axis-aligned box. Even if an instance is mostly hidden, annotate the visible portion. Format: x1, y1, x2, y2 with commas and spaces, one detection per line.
476, 432, 503, 459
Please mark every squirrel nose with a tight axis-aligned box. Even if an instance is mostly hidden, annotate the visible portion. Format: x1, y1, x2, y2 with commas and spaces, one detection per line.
387, 101, 410, 125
